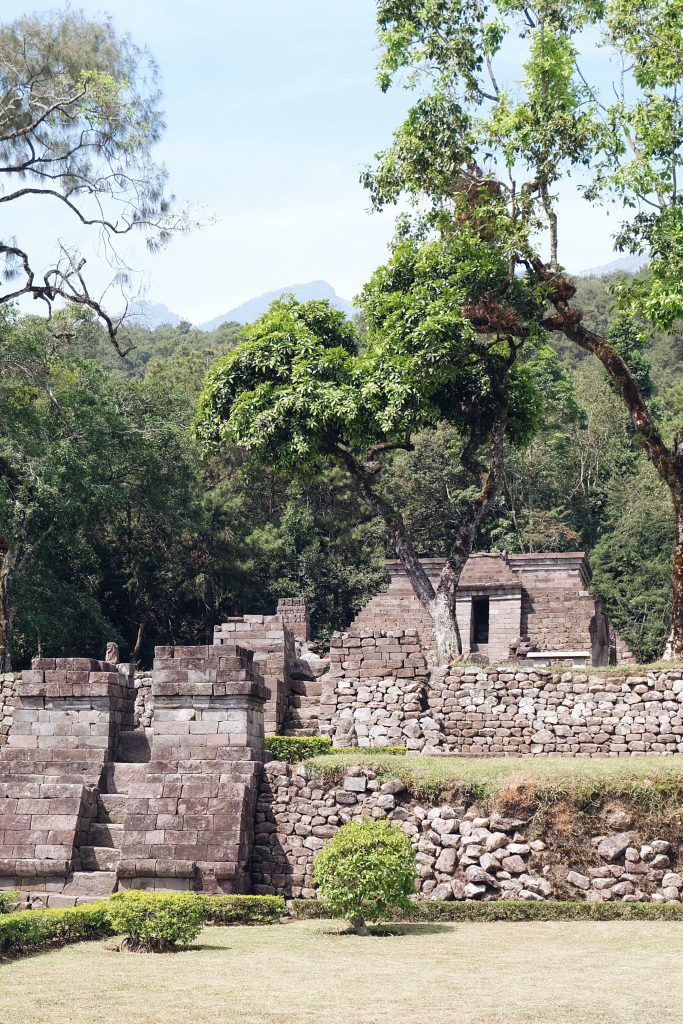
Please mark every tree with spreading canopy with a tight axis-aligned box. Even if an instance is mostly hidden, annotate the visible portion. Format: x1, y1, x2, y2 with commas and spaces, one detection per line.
197, 230, 556, 663
0, 8, 186, 349
362, 0, 683, 656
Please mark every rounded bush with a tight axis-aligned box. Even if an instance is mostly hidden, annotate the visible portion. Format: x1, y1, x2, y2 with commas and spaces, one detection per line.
107, 890, 205, 952
312, 819, 416, 934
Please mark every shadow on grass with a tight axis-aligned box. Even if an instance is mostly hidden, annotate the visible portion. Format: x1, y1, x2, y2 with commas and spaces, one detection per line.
326, 922, 454, 937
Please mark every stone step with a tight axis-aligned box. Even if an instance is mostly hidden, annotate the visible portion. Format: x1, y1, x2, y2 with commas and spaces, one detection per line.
97, 793, 127, 824
61, 871, 118, 898
289, 695, 321, 709
85, 822, 124, 849
283, 728, 318, 737
285, 714, 319, 729
290, 679, 323, 697
102, 762, 147, 794
78, 845, 121, 871
116, 728, 152, 763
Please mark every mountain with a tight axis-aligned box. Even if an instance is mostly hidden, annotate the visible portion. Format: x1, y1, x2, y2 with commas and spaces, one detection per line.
198, 280, 357, 331
125, 300, 185, 329
577, 254, 647, 277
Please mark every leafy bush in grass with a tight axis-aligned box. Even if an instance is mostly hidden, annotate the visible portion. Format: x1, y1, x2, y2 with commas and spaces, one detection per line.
107, 891, 205, 952
203, 895, 285, 925
0, 889, 20, 914
0, 902, 111, 958
312, 820, 416, 934
265, 735, 332, 763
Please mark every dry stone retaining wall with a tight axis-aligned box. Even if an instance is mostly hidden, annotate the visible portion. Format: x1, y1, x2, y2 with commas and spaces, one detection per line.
319, 634, 683, 757
0, 673, 17, 746
319, 630, 447, 752
429, 666, 683, 756
252, 763, 683, 904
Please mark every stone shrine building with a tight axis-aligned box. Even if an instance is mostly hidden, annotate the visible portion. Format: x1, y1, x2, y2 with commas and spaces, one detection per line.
352, 552, 633, 666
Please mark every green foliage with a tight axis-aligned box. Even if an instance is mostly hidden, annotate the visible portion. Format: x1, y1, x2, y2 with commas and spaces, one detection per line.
312, 820, 416, 930
290, 898, 683, 923
202, 895, 285, 925
0, 890, 20, 914
106, 891, 205, 952
0, 902, 111, 959
265, 735, 333, 763
591, 461, 673, 661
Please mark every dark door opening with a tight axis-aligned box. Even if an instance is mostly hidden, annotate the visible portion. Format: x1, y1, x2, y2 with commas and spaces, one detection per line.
472, 597, 490, 645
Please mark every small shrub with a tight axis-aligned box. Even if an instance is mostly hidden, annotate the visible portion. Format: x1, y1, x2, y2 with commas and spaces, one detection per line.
0, 889, 20, 914
0, 902, 111, 959
107, 891, 205, 952
265, 735, 332, 763
203, 895, 285, 925
312, 819, 416, 934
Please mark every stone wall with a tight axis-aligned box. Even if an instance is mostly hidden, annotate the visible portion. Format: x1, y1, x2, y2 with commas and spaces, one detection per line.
429, 666, 683, 756
213, 615, 296, 734
319, 630, 446, 752
0, 658, 134, 886
252, 763, 683, 904
0, 673, 17, 746
319, 637, 683, 757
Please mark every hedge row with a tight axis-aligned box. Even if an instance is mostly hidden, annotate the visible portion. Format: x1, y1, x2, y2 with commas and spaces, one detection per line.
204, 895, 285, 924
0, 902, 112, 958
0, 889, 20, 914
0, 893, 286, 959
264, 736, 332, 763
289, 898, 683, 922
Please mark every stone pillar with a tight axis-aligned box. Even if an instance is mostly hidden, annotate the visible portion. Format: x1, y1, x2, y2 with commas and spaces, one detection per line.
118, 642, 268, 893
277, 597, 311, 643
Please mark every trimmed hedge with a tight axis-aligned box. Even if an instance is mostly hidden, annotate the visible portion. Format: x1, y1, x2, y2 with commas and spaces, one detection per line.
107, 891, 205, 951
289, 898, 683, 922
265, 735, 332, 762
0, 889, 20, 914
203, 895, 285, 925
0, 902, 112, 958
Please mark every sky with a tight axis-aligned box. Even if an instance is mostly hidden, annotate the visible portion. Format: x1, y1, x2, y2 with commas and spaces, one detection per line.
6, 1, 622, 324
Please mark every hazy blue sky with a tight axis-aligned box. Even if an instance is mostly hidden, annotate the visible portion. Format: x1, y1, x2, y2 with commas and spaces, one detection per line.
7, 2, 620, 323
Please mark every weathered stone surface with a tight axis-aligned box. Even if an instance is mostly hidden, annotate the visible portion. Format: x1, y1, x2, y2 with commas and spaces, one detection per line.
597, 833, 637, 862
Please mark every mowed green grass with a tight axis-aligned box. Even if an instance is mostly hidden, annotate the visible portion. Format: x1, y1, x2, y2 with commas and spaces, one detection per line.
2, 919, 683, 1024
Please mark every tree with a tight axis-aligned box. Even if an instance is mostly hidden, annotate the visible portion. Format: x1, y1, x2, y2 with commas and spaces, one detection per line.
197, 237, 546, 663
0, 309, 120, 668
363, 0, 683, 656
0, 9, 185, 346
312, 820, 416, 935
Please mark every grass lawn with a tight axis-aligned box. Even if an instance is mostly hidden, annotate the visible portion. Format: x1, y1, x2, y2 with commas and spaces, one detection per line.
1, 919, 682, 1024
307, 749, 683, 802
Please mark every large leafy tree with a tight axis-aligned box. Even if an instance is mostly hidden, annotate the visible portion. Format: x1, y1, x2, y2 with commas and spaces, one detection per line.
197, 233, 546, 662
0, 9, 185, 345
364, 0, 683, 656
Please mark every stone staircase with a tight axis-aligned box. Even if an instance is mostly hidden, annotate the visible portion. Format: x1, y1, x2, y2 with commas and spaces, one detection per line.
283, 678, 322, 736
65, 736, 150, 900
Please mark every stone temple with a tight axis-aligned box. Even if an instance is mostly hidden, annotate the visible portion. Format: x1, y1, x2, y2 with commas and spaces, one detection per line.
0, 550, 660, 908
354, 552, 634, 666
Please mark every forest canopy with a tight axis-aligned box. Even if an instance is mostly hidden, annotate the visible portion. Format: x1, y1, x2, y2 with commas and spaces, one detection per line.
0, 270, 678, 668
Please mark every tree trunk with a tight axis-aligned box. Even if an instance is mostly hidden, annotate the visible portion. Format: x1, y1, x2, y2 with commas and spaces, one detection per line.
535, 259, 683, 657
349, 915, 369, 936
427, 588, 462, 664
132, 613, 148, 666
662, 493, 683, 659
0, 549, 15, 672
